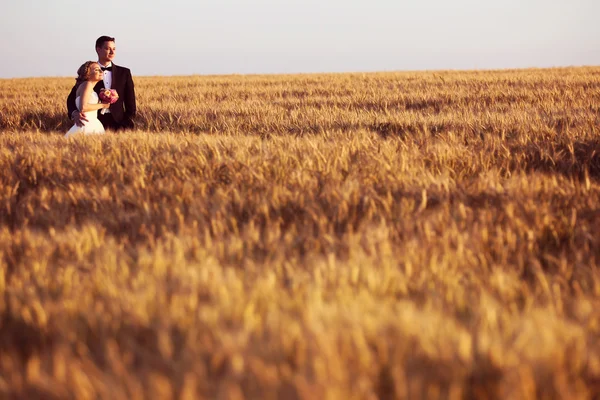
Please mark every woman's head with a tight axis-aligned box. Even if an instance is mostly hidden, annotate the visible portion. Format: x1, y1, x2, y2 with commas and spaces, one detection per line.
75, 61, 102, 85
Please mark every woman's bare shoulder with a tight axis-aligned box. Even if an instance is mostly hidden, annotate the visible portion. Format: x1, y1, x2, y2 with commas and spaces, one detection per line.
76, 81, 94, 96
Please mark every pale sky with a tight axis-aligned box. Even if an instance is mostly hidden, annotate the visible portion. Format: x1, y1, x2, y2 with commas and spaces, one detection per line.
1, 0, 599, 78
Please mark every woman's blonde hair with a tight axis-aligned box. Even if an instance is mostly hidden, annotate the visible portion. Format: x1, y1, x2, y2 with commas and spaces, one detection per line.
75, 61, 97, 86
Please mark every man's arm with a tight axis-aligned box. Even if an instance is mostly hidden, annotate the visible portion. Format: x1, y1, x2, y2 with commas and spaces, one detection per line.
66, 83, 89, 127
66, 84, 78, 119
123, 69, 136, 120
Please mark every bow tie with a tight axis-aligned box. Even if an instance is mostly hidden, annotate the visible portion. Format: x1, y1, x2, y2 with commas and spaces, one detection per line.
101, 66, 113, 71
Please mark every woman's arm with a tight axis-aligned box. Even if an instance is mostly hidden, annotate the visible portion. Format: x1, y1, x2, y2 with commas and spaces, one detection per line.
80, 82, 109, 112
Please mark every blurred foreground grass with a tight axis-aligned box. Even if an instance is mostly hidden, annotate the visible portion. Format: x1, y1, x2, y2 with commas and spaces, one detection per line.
1, 68, 600, 398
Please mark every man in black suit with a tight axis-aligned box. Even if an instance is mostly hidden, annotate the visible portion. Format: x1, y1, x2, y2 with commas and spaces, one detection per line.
67, 36, 136, 131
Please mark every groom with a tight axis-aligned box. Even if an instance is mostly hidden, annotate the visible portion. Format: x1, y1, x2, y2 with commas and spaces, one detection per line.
67, 36, 136, 131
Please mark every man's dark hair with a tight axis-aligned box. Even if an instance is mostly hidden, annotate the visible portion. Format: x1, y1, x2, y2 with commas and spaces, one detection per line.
95, 36, 115, 49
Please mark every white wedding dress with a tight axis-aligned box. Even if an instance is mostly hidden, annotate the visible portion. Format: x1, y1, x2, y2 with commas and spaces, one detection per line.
65, 92, 105, 137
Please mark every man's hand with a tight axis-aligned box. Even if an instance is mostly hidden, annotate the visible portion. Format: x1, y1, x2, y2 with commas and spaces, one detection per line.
71, 110, 89, 127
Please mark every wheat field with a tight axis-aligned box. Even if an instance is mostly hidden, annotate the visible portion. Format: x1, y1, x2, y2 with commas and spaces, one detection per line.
1, 67, 600, 399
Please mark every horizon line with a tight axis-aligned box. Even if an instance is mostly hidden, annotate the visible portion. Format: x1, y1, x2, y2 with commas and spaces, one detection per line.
1, 65, 598, 80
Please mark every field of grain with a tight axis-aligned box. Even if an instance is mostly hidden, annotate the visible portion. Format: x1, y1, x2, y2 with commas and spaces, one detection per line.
1, 67, 600, 399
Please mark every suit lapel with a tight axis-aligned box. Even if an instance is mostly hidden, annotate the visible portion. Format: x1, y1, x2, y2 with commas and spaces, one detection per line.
111, 64, 119, 88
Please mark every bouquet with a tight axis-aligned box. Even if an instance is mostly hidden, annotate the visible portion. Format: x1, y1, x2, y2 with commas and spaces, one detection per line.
99, 89, 119, 114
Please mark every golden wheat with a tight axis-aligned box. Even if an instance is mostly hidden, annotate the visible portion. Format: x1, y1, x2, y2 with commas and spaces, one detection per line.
0, 67, 599, 399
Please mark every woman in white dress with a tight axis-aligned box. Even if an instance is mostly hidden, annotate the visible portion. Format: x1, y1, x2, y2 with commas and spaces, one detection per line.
65, 61, 110, 137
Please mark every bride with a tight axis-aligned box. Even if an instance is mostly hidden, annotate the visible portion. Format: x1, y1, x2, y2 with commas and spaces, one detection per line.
65, 61, 110, 137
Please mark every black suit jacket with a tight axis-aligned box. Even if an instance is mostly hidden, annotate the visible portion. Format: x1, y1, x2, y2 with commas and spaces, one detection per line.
67, 63, 136, 129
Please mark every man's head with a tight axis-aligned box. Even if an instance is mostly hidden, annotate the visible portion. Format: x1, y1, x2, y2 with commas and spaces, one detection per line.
95, 36, 116, 65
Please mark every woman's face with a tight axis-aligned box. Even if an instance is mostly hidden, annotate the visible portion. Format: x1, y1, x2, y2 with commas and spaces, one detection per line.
88, 63, 103, 82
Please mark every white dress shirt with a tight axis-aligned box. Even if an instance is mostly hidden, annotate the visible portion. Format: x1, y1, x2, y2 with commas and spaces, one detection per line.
99, 62, 113, 89
99, 62, 112, 113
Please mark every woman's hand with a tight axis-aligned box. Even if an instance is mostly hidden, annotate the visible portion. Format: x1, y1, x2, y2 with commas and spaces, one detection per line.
102, 103, 111, 109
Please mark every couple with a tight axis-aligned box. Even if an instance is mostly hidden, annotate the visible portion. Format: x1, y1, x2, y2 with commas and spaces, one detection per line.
65, 36, 136, 137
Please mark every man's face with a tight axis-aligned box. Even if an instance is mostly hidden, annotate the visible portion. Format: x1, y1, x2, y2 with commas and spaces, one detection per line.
96, 41, 116, 64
